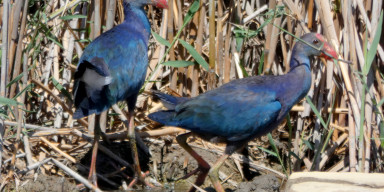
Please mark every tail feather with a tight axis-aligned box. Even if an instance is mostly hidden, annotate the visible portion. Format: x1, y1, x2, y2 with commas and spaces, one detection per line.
152, 90, 189, 109
148, 110, 177, 126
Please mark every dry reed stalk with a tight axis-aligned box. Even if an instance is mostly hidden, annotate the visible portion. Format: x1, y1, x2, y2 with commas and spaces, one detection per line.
223, 0, 234, 84
191, 0, 205, 96
348, 105, 357, 172
186, 3, 198, 95
145, 10, 168, 91
1, 1, 9, 97
283, 0, 310, 33
1, 0, 10, 177
263, 0, 276, 73
40, 137, 77, 163
319, 133, 349, 170
8, 50, 29, 179
106, 0, 117, 30
7, 1, 24, 99
207, 0, 216, 91
1, 0, 384, 189
176, 0, 186, 94
6, 1, 22, 82
168, 0, 177, 90
216, 0, 224, 85
51, 158, 102, 192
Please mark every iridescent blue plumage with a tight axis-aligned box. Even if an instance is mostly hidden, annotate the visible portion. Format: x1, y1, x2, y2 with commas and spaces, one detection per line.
72, 0, 168, 188
149, 71, 309, 143
73, 2, 150, 119
149, 33, 338, 145
148, 33, 338, 192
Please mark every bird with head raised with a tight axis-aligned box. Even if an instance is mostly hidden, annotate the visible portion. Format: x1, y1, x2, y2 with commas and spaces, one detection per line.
73, 0, 167, 188
148, 33, 338, 192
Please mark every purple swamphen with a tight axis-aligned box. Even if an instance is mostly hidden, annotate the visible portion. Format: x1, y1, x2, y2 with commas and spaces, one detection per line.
73, 0, 167, 187
148, 33, 338, 192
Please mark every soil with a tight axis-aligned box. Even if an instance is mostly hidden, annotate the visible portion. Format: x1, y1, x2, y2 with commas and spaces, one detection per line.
17, 175, 77, 192
15, 139, 282, 192
235, 174, 280, 192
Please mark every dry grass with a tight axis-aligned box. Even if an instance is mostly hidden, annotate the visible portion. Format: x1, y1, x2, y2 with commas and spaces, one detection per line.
0, 0, 383, 190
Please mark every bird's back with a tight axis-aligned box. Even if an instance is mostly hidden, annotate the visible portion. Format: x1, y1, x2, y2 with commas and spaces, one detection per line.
73, 8, 150, 119
149, 75, 293, 142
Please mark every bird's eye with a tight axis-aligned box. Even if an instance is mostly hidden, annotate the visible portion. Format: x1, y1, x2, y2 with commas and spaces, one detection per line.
313, 39, 319, 44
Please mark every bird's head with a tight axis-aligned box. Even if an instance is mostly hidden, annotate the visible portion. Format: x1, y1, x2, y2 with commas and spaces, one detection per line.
296, 33, 338, 60
289, 33, 338, 70
124, 0, 168, 9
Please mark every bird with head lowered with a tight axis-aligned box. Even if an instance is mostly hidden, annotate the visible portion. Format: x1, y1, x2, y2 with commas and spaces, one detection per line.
148, 33, 338, 192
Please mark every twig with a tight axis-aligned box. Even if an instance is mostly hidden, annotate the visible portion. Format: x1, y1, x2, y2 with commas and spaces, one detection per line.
219, 171, 238, 187
319, 133, 348, 170
76, 163, 120, 188
327, 158, 348, 172
23, 135, 34, 167
291, 105, 348, 114
108, 126, 185, 140
40, 137, 77, 163
4, 120, 75, 132
51, 158, 102, 192
186, 180, 208, 192
188, 144, 287, 179
243, 4, 268, 23
18, 158, 52, 175
4, 153, 26, 164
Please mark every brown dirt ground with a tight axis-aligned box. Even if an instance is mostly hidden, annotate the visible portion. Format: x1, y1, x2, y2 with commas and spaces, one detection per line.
11, 138, 282, 192
15, 175, 78, 192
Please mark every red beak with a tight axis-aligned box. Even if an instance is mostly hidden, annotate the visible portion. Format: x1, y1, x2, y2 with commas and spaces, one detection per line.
315, 34, 338, 60
153, 0, 168, 9
320, 42, 338, 60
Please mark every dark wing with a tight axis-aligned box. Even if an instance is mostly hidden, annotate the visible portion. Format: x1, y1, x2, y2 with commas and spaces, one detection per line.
149, 79, 282, 141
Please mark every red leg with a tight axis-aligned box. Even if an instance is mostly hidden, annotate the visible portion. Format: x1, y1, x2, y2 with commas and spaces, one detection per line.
176, 133, 211, 192
88, 114, 101, 187
127, 111, 154, 188
112, 104, 153, 188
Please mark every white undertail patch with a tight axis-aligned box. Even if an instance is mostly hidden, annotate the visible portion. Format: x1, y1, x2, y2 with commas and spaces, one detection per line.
81, 68, 112, 97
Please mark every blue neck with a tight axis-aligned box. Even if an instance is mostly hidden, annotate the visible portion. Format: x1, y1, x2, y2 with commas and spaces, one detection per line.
123, 3, 151, 42
274, 47, 312, 120
289, 49, 311, 71
285, 46, 312, 98
289, 46, 311, 71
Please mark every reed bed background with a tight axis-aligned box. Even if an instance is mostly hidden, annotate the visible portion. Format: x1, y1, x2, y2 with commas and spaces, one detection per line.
0, 0, 383, 190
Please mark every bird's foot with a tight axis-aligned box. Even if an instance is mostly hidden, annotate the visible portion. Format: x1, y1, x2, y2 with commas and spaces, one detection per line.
88, 170, 98, 188
127, 171, 154, 189
177, 168, 200, 180
177, 165, 210, 181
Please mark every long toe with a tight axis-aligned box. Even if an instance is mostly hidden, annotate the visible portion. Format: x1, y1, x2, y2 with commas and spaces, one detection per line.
177, 167, 201, 180
128, 171, 155, 189
183, 165, 210, 192
208, 169, 225, 192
